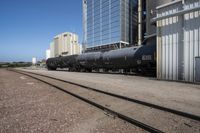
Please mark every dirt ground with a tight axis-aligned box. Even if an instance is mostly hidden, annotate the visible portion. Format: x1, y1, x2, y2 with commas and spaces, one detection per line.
21, 68, 200, 116
0, 69, 146, 133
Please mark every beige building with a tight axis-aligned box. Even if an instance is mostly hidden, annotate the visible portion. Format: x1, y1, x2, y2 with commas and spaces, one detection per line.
50, 41, 59, 58
45, 49, 50, 60
52, 32, 81, 57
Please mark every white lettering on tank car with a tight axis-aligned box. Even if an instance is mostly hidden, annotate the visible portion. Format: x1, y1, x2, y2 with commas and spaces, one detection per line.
142, 55, 152, 61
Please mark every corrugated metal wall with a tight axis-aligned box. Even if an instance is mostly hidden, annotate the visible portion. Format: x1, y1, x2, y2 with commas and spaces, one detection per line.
146, 0, 175, 36
184, 0, 200, 82
196, 57, 200, 81
146, 0, 174, 45
157, 0, 200, 82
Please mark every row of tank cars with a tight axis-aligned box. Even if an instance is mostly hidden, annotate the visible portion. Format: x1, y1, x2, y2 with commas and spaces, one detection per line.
46, 44, 156, 75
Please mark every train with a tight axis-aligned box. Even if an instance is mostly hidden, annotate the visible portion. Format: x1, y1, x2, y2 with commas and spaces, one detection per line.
46, 44, 156, 75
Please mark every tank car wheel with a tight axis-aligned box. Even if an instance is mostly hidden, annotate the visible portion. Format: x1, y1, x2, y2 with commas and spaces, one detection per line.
47, 67, 56, 71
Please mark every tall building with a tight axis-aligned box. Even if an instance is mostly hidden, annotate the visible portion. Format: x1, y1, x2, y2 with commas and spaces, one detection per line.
145, 0, 176, 45
83, 0, 138, 51
50, 32, 81, 57
46, 49, 50, 60
50, 41, 55, 58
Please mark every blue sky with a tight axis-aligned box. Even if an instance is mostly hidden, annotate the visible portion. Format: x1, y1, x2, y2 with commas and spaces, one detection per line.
0, 0, 82, 62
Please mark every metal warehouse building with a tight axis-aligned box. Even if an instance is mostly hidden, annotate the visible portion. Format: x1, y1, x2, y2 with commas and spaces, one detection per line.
153, 0, 200, 82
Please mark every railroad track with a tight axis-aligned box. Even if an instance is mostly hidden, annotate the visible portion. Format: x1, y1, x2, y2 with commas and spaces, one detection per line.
10, 69, 200, 133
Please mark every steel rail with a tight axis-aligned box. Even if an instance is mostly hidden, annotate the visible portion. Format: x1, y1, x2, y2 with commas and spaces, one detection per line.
11, 69, 164, 133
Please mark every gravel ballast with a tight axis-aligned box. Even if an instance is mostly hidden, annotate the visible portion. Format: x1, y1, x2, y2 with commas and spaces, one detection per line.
0, 69, 146, 133
20, 68, 200, 116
